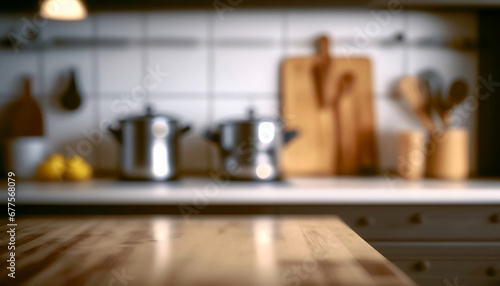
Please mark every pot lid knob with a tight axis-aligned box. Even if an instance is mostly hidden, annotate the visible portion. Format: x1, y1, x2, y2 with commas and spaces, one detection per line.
146, 105, 154, 116
248, 107, 255, 120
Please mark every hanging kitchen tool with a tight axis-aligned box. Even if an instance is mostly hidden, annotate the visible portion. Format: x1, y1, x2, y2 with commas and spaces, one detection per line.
60, 69, 83, 111
419, 70, 444, 127
334, 73, 360, 175
108, 105, 191, 181
398, 76, 435, 132
204, 108, 298, 181
442, 79, 469, 128
11, 77, 44, 137
282, 35, 378, 176
313, 36, 337, 175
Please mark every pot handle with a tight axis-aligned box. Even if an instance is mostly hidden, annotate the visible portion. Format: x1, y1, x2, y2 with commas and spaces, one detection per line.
108, 126, 122, 144
180, 125, 191, 135
204, 130, 220, 143
284, 130, 298, 144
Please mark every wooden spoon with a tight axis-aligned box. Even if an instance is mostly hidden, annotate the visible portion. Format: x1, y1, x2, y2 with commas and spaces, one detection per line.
333, 73, 358, 175
442, 79, 469, 128
399, 76, 435, 132
313, 36, 332, 108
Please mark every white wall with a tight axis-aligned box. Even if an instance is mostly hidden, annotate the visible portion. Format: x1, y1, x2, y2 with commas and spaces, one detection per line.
0, 9, 478, 174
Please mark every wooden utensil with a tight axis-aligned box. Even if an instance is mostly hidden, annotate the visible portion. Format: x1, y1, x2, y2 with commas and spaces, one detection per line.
60, 69, 83, 111
419, 70, 444, 126
314, 36, 337, 175
334, 73, 359, 175
398, 76, 435, 132
10, 78, 44, 137
282, 39, 377, 176
442, 79, 469, 128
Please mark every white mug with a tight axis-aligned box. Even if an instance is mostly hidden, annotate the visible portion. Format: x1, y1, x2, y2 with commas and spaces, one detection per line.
6, 137, 48, 180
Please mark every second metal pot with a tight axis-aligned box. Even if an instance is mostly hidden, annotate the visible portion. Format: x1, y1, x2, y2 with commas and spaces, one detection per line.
205, 109, 297, 181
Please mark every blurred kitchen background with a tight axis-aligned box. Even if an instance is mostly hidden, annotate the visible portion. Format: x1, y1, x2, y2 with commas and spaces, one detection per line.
3, 2, 500, 285
0, 2, 488, 177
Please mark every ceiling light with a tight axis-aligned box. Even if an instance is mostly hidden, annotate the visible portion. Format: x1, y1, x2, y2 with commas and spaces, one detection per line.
40, 0, 87, 21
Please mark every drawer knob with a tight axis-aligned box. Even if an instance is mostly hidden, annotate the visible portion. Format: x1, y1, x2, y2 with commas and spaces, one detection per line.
489, 213, 500, 224
409, 213, 424, 224
413, 260, 431, 272
487, 267, 497, 277
357, 216, 375, 227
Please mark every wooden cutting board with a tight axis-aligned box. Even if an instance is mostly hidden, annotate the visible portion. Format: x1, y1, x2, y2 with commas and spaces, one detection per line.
1, 215, 416, 286
282, 53, 378, 176
10, 78, 44, 137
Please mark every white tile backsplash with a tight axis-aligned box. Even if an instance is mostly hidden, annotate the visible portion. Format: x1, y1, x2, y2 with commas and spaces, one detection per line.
0, 50, 41, 98
146, 11, 209, 39
147, 47, 208, 94
287, 9, 404, 44
214, 46, 282, 94
40, 17, 94, 40
43, 96, 98, 166
96, 12, 143, 39
407, 11, 478, 42
0, 9, 479, 174
42, 49, 94, 96
97, 47, 143, 94
213, 10, 283, 40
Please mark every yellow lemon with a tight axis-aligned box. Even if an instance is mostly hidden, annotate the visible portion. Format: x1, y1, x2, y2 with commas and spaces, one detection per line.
63, 155, 93, 181
36, 162, 63, 181
47, 153, 65, 166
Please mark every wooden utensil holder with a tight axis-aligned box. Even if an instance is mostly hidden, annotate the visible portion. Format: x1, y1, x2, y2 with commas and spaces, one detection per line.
426, 128, 469, 180
398, 131, 426, 180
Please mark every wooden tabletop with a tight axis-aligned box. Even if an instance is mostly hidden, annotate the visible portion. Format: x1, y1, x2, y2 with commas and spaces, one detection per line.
1, 216, 416, 286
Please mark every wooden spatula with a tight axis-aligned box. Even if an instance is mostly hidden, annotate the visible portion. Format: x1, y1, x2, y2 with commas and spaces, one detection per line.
11, 78, 44, 137
399, 76, 435, 132
419, 70, 444, 126
441, 79, 469, 128
334, 73, 358, 175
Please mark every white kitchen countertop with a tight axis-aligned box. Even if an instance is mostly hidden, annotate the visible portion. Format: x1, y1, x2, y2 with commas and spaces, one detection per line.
9, 177, 500, 205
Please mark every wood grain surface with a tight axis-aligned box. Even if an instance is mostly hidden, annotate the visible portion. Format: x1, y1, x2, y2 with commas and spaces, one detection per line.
1, 216, 415, 286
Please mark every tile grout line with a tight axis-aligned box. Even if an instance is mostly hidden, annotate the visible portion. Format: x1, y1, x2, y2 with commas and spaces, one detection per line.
280, 7, 288, 117
206, 12, 215, 174
402, 11, 410, 75
92, 15, 101, 168
141, 12, 149, 104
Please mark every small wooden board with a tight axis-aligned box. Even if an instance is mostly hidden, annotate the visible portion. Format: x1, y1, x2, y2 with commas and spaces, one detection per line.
282, 56, 378, 176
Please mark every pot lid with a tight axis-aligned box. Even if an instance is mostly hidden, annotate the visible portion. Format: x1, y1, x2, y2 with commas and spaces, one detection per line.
120, 105, 179, 123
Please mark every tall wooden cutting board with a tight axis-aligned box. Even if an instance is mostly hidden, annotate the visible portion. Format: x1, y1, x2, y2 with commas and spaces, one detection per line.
281, 56, 378, 176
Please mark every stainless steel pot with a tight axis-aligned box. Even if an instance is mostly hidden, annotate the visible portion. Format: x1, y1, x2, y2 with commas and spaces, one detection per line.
109, 106, 190, 181
205, 109, 297, 181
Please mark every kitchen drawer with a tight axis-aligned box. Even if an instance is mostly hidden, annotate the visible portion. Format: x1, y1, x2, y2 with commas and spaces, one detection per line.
412, 277, 500, 286
371, 242, 500, 258
391, 259, 500, 277
277, 205, 500, 241
371, 242, 500, 286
